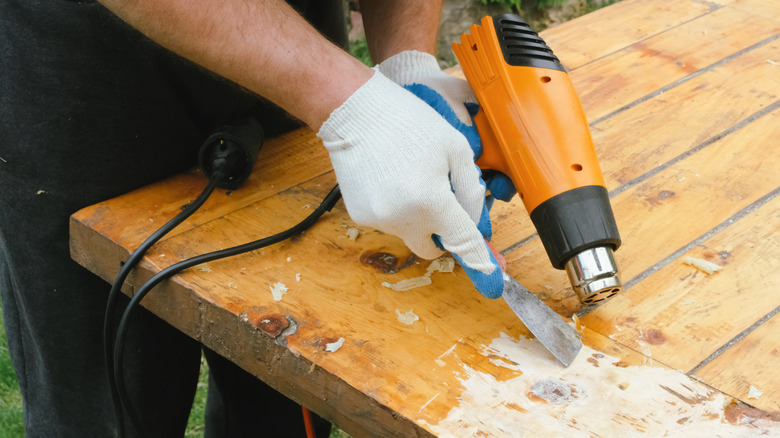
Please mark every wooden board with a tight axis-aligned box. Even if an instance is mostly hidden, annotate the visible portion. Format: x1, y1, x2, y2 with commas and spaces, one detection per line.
542, 0, 727, 70
696, 312, 780, 414
581, 178, 780, 371
69, 0, 780, 435
570, 5, 780, 121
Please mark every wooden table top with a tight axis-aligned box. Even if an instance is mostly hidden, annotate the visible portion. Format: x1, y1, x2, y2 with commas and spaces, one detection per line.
70, 0, 780, 435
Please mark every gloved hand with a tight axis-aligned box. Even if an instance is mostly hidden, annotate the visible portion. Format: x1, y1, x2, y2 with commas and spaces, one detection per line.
317, 71, 504, 298
376, 50, 516, 203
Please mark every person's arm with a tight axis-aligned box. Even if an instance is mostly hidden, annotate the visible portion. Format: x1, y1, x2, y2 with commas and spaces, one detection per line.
97, 0, 372, 130
359, 0, 443, 63
98, 0, 506, 298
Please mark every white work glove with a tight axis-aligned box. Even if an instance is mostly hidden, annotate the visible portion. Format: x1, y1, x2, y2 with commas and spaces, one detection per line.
377, 50, 477, 126
377, 50, 517, 204
317, 71, 504, 298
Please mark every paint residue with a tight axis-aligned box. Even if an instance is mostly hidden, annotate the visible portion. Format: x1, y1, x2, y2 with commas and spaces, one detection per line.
395, 309, 420, 325
382, 256, 455, 291
270, 282, 288, 301
325, 337, 344, 352
423, 333, 780, 437
748, 386, 763, 400
682, 256, 722, 274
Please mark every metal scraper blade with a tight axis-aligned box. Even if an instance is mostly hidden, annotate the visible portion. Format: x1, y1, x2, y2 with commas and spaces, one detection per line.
502, 273, 583, 367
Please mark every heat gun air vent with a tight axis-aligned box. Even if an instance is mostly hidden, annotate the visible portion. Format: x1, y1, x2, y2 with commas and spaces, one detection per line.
494, 15, 565, 72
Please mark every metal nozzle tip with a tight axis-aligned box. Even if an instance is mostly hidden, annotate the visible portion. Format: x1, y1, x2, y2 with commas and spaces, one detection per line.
565, 247, 622, 305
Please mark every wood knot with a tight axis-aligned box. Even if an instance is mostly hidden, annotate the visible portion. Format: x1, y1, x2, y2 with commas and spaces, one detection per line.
240, 310, 288, 338
360, 251, 418, 274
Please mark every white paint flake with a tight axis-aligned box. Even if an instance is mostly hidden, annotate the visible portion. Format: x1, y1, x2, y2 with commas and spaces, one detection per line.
682, 256, 722, 275
270, 282, 288, 301
395, 309, 420, 325
195, 263, 213, 272
345, 227, 360, 241
325, 337, 344, 352
748, 386, 763, 400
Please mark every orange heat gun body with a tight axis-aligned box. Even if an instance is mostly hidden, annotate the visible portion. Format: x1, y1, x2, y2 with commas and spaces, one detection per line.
453, 15, 622, 304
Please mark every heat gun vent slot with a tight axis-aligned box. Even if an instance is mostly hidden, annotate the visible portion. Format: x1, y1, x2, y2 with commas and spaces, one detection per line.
493, 15, 565, 72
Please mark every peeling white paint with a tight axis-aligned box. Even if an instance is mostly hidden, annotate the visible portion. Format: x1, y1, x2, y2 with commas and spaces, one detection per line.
382, 256, 455, 291
395, 309, 419, 325
270, 282, 288, 301
325, 337, 344, 352
682, 256, 722, 274
424, 333, 780, 437
748, 386, 763, 400
345, 227, 360, 241
419, 393, 440, 413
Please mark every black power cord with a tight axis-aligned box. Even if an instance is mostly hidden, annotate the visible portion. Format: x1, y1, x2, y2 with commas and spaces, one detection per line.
113, 184, 342, 436
104, 170, 224, 437
105, 118, 264, 437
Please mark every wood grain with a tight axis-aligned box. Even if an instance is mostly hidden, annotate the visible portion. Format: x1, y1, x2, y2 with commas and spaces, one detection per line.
542, 0, 721, 70
571, 6, 780, 121
695, 312, 780, 414
581, 187, 780, 373
68, 0, 780, 435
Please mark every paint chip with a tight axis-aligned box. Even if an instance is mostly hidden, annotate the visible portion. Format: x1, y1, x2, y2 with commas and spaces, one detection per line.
270, 282, 288, 301
395, 309, 419, 325
325, 337, 344, 352
346, 227, 360, 241
682, 256, 722, 274
748, 385, 763, 400
195, 263, 213, 272
382, 276, 432, 291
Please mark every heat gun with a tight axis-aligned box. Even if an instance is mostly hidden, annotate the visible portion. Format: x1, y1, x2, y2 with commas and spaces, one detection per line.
453, 14, 622, 305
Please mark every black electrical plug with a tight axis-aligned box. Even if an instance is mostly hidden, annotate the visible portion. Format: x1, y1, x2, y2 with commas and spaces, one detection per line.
199, 117, 264, 190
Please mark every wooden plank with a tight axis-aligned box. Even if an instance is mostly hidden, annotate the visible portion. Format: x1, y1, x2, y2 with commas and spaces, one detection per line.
580, 190, 780, 373
592, 39, 780, 190
726, 0, 780, 19
571, 6, 780, 121
73, 127, 332, 250
695, 312, 780, 414
74, 176, 780, 437
489, 37, 780, 253
501, 106, 780, 316
541, 0, 721, 70
67, 1, 780, 435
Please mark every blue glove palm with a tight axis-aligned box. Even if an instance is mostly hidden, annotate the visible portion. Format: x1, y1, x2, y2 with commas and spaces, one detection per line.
404, 83, 509, 299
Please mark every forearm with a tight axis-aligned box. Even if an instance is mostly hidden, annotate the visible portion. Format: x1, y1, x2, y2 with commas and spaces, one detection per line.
98, 0, 372, 129
360, 0, 443, 63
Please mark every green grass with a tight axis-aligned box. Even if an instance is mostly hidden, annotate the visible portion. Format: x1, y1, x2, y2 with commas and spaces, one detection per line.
349, 35, 373, 67
185, 355, 210, 437
0, 297, 24, 438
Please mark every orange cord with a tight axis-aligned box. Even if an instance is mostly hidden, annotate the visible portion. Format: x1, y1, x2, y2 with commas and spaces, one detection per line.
301, 406, 316, 438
